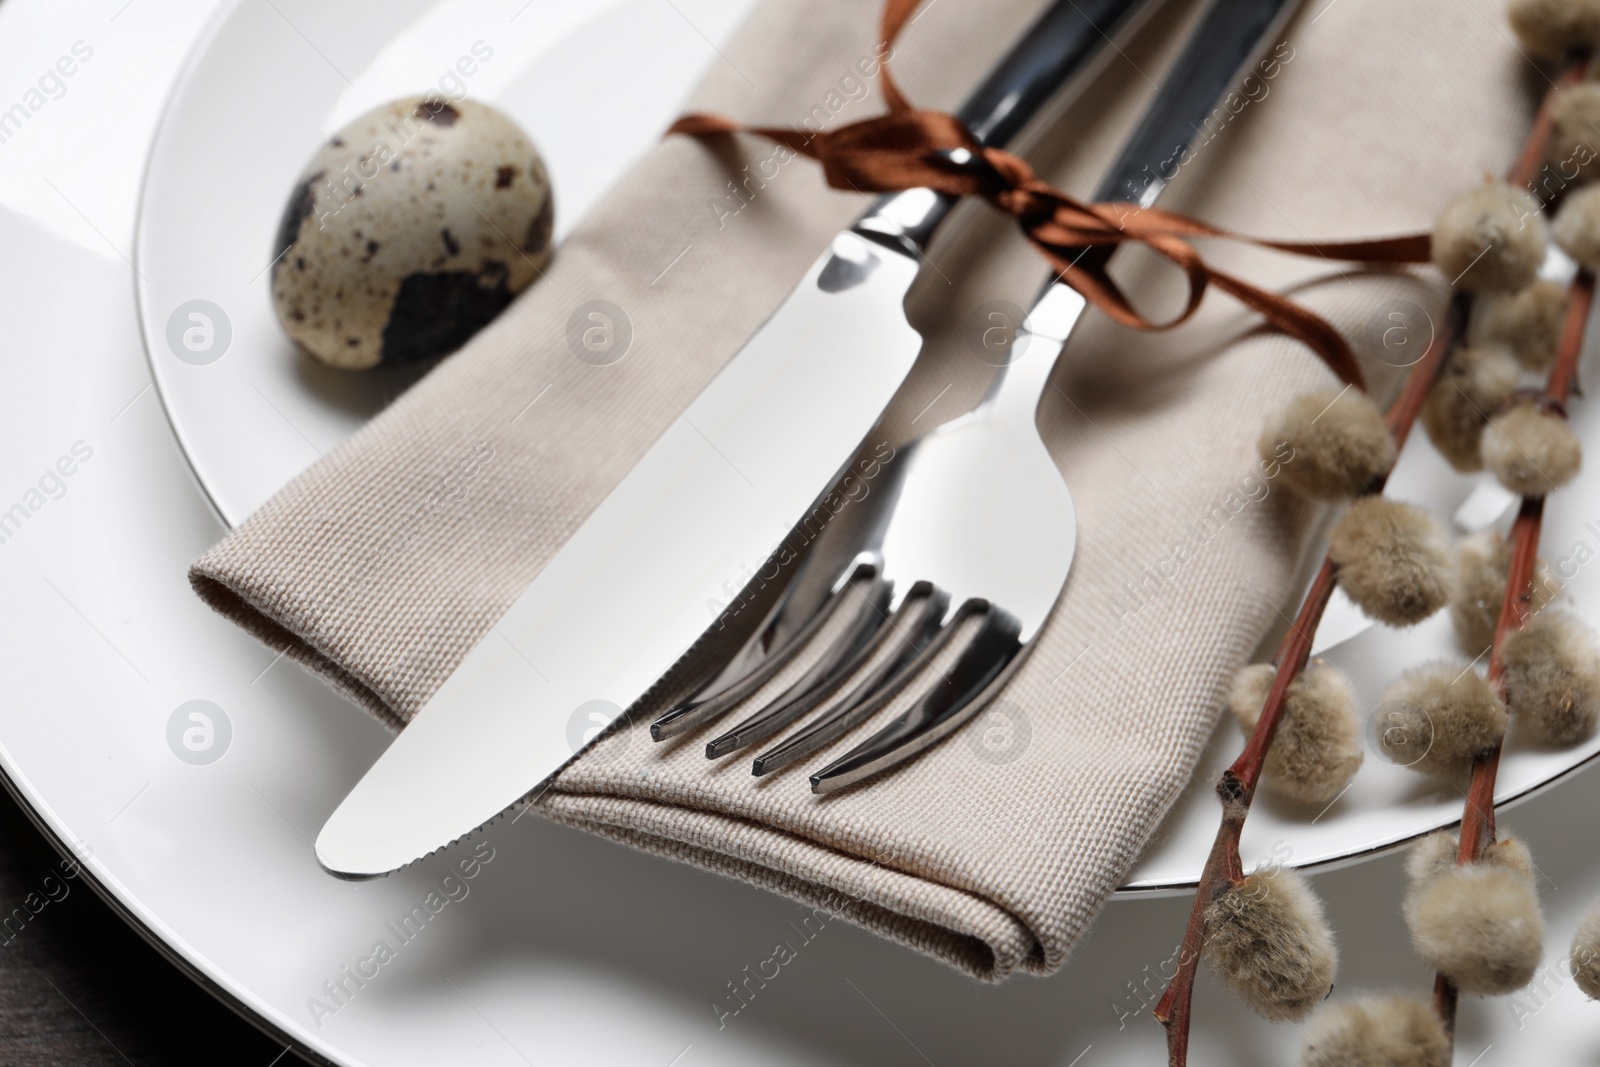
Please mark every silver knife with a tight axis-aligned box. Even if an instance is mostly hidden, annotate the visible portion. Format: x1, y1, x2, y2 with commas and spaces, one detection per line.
317, 0, 1160, 877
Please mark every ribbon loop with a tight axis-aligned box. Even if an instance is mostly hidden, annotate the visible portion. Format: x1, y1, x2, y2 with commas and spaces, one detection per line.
667, 2, 1436, 390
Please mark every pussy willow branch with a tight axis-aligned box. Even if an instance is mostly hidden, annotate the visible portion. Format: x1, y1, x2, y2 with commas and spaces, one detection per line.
1151, 304, 1462, 1066
1153, 61, 1580, 1066
1431, 266, 1595, 1035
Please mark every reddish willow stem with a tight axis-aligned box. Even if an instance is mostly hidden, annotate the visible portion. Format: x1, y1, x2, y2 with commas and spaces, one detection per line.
1152, 309, 1462, 1065
1154, 63, 1581, 1065
1431, 267, 1594, 1032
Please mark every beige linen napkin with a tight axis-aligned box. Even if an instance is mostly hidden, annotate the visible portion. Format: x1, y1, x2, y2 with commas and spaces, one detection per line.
192, 0, 1530, 979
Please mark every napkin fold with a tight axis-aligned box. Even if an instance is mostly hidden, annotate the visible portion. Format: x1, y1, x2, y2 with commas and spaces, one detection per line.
192, 0, 1528, 978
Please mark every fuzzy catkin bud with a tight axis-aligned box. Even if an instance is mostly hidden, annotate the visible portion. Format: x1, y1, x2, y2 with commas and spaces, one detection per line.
1573, 897, 1600, 1000
1554, 183, 1600, 272
1500, 609, 1600, 744
1547, 83, 1600, 184
1405, 863, 1544, 994
1451, 530, 1509, 657
1482, 402, 1583, 497
1377, 663, 1508, 775
1449, 531, 1561, 657
1406, 830, 1463, 891
1257, 389, 1395, 501
1297, 994, 1449, 1067
1421, 347, 1520, 472
1229, 662, 1363, 805
1327, 498, 1454, 627
1510, 0, 1600, 56
1483, 835, 1538, 880
1474, 280, 1569, 370
1432, 183, 1547, 293
1202, 865, 1338, 1021
1405, 831, 1536, 894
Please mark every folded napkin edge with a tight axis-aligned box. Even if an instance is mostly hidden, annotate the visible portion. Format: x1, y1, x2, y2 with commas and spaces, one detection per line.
539, 798, 1049, 982
188, 565, 407, 733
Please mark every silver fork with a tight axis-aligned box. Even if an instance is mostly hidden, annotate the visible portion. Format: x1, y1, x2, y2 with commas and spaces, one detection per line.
651, 0, 1306, 791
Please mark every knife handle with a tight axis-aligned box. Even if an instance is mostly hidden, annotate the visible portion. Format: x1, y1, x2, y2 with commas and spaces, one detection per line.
988, 0, 1305, 422
854, 0, 1155, 256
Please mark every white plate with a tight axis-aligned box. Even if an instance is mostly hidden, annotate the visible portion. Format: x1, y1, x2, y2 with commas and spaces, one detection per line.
0, 0, 1566, 1060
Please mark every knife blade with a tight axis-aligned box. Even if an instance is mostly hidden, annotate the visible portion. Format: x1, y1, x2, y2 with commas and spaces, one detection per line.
317, 0, 1160, 877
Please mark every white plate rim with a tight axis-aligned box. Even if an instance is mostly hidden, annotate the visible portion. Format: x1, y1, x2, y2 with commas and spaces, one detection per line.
131, 0, 242, 532
113, 0, 345, 1059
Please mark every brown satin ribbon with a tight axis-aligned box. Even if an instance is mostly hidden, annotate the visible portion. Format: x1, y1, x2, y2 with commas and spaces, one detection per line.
669, 0, 1437, 390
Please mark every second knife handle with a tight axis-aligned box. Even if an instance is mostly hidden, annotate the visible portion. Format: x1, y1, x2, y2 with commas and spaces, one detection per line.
852, 0, 1153, 257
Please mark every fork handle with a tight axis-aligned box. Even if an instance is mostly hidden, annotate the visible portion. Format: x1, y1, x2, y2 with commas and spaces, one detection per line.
1090, 0, 1300, 208
854, 0, 1155, 257
982, 0, 1307, 421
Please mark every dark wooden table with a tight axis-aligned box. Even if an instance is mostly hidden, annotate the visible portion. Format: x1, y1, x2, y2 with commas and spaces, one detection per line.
0, 786, 302, 1066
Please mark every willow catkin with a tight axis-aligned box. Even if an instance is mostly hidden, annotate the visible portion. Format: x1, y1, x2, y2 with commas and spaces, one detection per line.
1481, 402, 1583, 497
1257, 389, 1395, 500
1554, 182, 1600, 272
1421, 346, 1519, 472
1449, 531, 1561, 657
1483, 835, 1538, 881
1500, 609, 1600, 744
1327, 498, 1454, 627
1229, 663, 1363, 805
1405, 831, 1536, 894
1297, 994, 1449, 1067
1202, 865, 1338, 1021
1404, 832, 1543, 996
1547, 83, 1600, 183
1406, 830, 1461, 889
1452, 531, 1511, 656
1431, 182, 1547, 293
1573, 897, 1600, 1000
1509, 0, 1600, 57
1405, 863, 1544, 994
1474, 280, 1568, 370
1377, 663, 1508, 775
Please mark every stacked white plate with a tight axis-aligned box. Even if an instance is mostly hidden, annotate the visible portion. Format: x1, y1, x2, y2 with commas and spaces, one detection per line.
1, 0, 1597, 1062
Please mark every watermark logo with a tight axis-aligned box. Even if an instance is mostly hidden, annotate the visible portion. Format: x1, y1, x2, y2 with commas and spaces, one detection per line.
1365, 298, 1435, 369
566, 699, 630, 764
0, 837, 90, 949
166, 300, 232, 366
965, 299, 1031, 367
1366, 698, 1434, 767
706, 441, 897, 628
966, 698, 1032, 765
1111, 450, 1293, 626
0, 440, 93, 549
566, 300, 632, 366
0, 40, 93, 149
312, 42, 496, 232
713, 845, 901, 1029
167, 700, 231, 765
307, 840, 496, 1028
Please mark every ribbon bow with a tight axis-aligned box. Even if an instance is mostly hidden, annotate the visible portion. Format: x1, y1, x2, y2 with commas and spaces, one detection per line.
670, 0, 1436, 390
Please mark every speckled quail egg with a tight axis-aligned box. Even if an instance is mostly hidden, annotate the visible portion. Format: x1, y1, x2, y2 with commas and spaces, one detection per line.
270, 95, 553, 370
